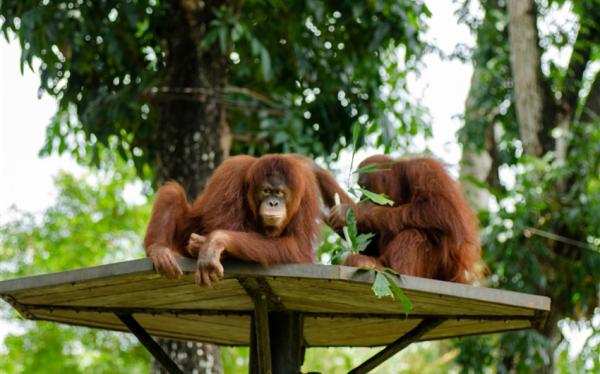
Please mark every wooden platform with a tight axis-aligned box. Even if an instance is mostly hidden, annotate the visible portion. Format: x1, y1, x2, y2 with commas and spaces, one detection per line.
0, 258, 550, 347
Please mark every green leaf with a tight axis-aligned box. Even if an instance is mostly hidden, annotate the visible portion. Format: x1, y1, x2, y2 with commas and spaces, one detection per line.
383, 273, 412, 316
346, 208, 358, 242
339, 208, 375, 254
371, 270, 412, 316
354, 164, 383, 175
201, 28, 220, 49
330, 246, 345, 265
358, 188, 394, 206
371, 271, 394, 298
354, 232, 376, 253
341, 225, 353, 252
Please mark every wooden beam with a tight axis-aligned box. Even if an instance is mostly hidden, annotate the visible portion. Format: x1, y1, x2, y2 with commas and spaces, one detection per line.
251, 293, 272, 374
349, 318, 445, 374
115, 313, 183, 374
0, 259, 551, 314
11, 300, 540, 323
238, 277, 285, 311
270, 312, 305, 373
242, 278, 305, 372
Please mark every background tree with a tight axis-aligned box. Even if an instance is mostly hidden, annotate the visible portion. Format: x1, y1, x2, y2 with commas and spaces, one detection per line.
457, 0, 600, 372
1, 0, 430, 371
0, 162, 152, 373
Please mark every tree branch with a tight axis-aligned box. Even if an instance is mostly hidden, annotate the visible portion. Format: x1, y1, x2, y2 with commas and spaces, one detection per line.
561, 6, 600, 118
580, 71, 600, 123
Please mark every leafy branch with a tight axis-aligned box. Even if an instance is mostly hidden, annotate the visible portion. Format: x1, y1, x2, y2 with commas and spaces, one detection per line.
324, 124, 411, 312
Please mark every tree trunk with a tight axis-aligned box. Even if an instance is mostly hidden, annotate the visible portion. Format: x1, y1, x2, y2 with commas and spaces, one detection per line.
150, 1, 229, 373
154, 1, 230, 195
507, 0, 552, 156
580, 72, 600, 123
460, 66, 495, 210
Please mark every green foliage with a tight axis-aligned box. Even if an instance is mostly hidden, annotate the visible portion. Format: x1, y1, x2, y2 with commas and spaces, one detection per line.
356, 187, 395, 205
371, 270, 412, 316
221, 346, 249, 373
0, 323, 149, 374
1, 0, 431, 371
0, 161, 151, 373
340, 208, 376, 255
455, 1, 600, 372
319, 122, 411, 310
302, 342, 459, 374
354, 163, 386, 175
456, 0, 518, 158
555, 318, 600, 373
220, 342, 460, 373
1, 0, 431, 173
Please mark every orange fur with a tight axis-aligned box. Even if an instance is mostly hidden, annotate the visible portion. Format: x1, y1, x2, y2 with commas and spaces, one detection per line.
324, 155, 482, 284
144, 154, 321, 266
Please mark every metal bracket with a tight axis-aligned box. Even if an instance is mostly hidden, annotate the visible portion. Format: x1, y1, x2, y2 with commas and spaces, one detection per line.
115, 313, 183, 374
348, 318, 445, 374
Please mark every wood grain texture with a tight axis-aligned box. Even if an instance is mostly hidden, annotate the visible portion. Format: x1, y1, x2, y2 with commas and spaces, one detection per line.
0, 259, 550, 347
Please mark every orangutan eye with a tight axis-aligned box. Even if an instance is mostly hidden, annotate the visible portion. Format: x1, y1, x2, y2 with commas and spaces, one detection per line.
262, 188, 270, 195
275, 190, 284, 197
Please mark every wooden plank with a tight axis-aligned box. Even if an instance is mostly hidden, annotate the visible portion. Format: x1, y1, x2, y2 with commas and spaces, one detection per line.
421, 318, 533, 341
252, 293, 272, 374
41, 279, 251, 311
0, 259, 156, 293
134, 314, 249, 345
11, 272, 162, 300
16, 274, 181, 304
0, 259, 551, 350
303, 316, 534, 347
19, 275, 531, 317
224, 263, 550, 311
267, 278, 534, 316
30, 308, 250, 345
0, 260, 550, 313
304, 317, 421, 346
27, 306, 536, 347
32, 309, 125, 331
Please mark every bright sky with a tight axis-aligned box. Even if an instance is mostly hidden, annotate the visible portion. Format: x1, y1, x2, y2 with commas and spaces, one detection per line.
0, 40, 81, 216
0, 1, 591, 360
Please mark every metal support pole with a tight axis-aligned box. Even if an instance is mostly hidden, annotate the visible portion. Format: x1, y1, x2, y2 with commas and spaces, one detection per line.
348, 318, 445, 374
269, 311, 305, 374
115, 313, 183, 374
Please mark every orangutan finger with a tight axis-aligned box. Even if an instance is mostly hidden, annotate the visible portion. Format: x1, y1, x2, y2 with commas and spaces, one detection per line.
201, 270, 212, 288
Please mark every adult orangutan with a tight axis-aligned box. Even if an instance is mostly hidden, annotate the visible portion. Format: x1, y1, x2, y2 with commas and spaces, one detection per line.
326, 155, 482, 284
144, 154, 321, 287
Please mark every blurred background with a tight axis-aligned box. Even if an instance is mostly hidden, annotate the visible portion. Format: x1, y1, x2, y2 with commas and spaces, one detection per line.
1, 1, 598, 373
